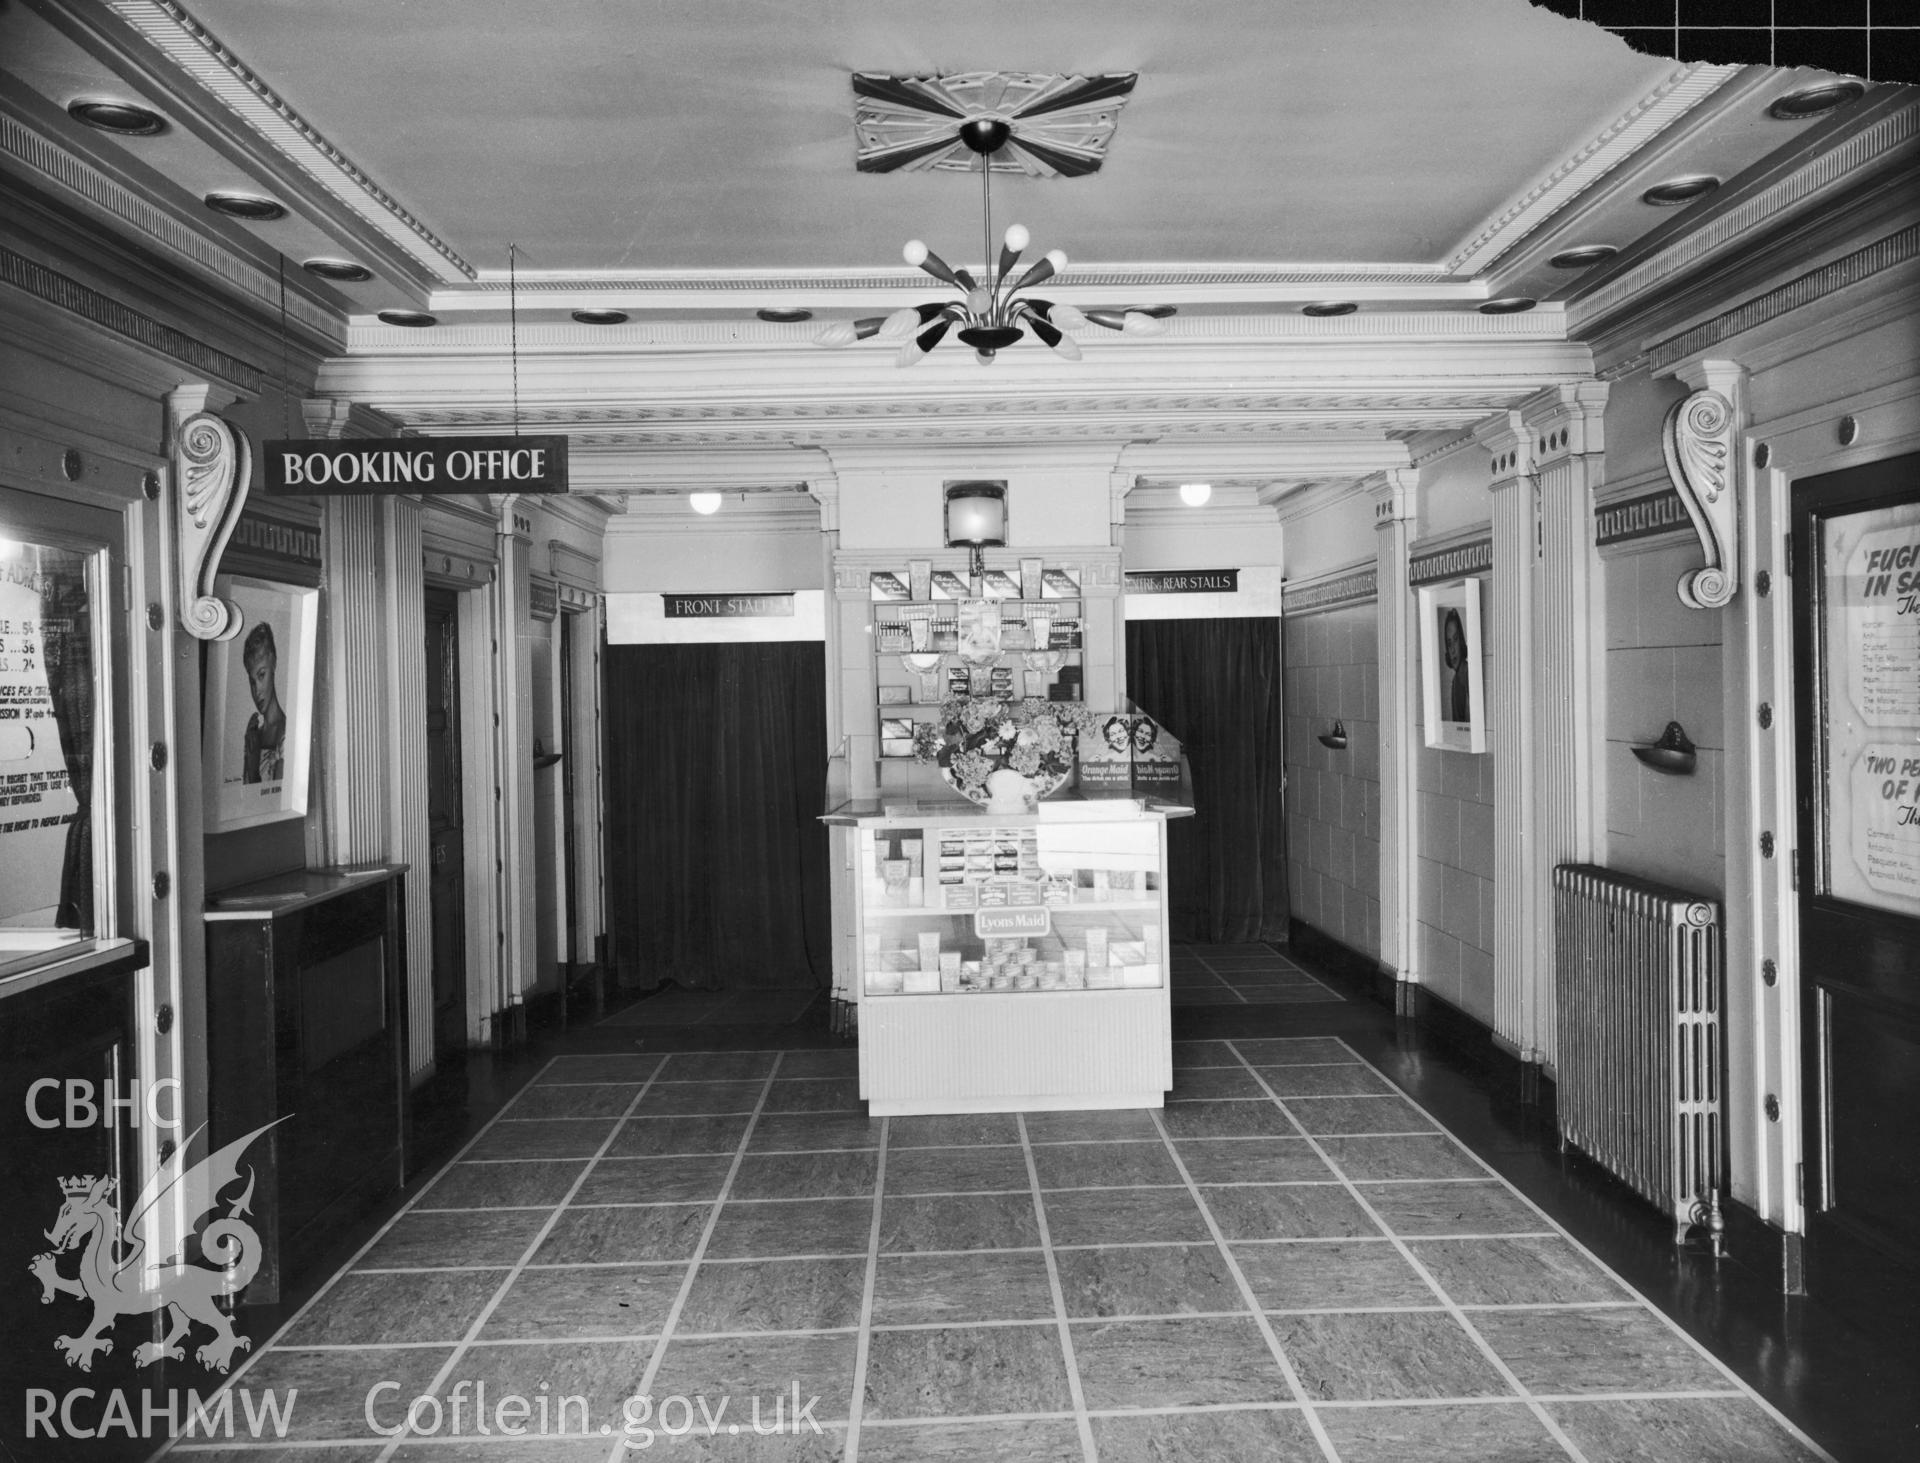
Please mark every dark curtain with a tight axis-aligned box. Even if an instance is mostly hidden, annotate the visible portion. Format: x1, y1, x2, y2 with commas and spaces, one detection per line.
1125, 616, 1289, 944
41, 550, 94, 931
605, 641, 831, 991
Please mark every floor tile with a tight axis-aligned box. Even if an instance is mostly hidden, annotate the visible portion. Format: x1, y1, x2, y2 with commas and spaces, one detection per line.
730, 1149, 878, 1199
1090, 1408, 1323, 1462
575, 1152, 736, 1205
1029, 1140, 1182, 1190
1232, 1037, 1356, 1064
1271, 1311, 1513, 1400
862, 1323, 1071, 1418
1473, 1307, 1729, 1394
1070, 1315, 1287, 1409
1042, 1186, 1210, 1246
1167, 1066, 1268, 1100
1158, 1099, 1297, 1138
482, 1263, 685, 1339
1172, 1137, 1334, 1184
443, 1339, 656, 1431
609, 1114, 752, 1157
280, 1269, 500, 1345
634, 1079, 768, 1116
1232, 1239, 1435, 1310
1317, 1135, 1487, 1181
1282, 1094, 1439, 1135
1202, 1183, 1380, 1240
656, 1051, 782, 1081
1410, 1236, 1630, 1306
1171, 1039, 1244, 1067
881, 1144, 1029, 1194
678, 1256, 867, 1333
888, 1113, 1022, 1147
749, 1112, 882, 1152
534, 1202, 711, 1263
232, 1346, 454, 1439
390, 1441, 614, 1463
762, 1077, 864, 1113
706, 1198, 873, 1259
879, 1192, 1039, 1252
1320, 1401, 1568, 1462
592, 1428, 844, 1462
650, 1333, 858, 1423
1054, 1242, 1245, 1317
416, 1159, 588, 1210
356, 1209, 548, 1269
1360, 1180, 1547, 1236
774, 1049, 860, 1080
501, 1083, 643, 1119
1253, 1063, 1397, 1097
856, 1419, 1080, 1461
870, 1250, 1055, 1326
1236, 987, 1346, 1005
1022, 1108, 1162, 1143
537, 1054, 664, 1085
1546, 1396, 1829, 1462
467, 1118, 618, 1160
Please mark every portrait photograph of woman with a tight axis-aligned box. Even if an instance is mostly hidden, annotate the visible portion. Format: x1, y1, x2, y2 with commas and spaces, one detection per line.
203, 578, 319, 831
1419, 578, 1487, 753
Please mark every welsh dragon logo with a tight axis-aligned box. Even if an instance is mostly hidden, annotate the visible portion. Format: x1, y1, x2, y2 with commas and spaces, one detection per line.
29, 1119, 281, 1374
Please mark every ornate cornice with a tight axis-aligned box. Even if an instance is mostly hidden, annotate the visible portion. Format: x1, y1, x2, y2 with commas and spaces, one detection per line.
1283, 564, 1378, 617
2, 245, 263, 391
1409, 535, 1493, 586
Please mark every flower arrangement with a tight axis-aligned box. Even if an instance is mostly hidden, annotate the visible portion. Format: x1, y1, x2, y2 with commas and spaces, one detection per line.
915, 696, 1100, 804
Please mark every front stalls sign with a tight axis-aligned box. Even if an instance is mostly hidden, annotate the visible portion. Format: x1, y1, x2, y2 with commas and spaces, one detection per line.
259, 436, 570, 495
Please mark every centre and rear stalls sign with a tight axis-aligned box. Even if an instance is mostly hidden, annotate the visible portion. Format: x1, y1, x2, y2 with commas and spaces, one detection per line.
259, 436, 570, 495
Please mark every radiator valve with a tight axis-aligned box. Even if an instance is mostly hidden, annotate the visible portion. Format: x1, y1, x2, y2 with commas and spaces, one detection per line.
1689, 1188, 1726, 1260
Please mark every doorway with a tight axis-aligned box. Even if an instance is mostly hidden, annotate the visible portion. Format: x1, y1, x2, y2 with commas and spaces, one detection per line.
423, 587, 467, 1056
1790, 450, 1920, 1334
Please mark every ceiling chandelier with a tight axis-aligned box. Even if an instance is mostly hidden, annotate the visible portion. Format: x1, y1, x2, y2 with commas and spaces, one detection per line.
813, 117, 1170, 366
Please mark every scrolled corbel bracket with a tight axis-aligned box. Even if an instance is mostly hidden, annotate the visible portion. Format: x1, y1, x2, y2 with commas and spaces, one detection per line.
173, 411, 252, 641
1662, 387, 1738, 610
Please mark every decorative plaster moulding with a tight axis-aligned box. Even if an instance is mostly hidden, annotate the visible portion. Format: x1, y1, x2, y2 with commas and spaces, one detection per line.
1283, 561, 1379, 617
851, 71, 1136, 177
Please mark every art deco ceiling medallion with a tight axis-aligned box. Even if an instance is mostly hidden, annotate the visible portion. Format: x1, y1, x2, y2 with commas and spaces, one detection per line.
852, 70, 1137, 176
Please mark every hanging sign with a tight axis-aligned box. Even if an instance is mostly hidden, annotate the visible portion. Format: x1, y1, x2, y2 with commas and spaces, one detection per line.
1124, 569, 1239, 594
259, 436, 570, 496
663, 593, 795, 619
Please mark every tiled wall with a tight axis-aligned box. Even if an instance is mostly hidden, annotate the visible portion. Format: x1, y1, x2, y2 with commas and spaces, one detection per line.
1414, 575, 1496, 1023
1283, 603, 1381, 961
1603, 539, 1726, 898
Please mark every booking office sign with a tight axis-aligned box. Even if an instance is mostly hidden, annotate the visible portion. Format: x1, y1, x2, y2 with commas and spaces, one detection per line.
259, 437, 570, 496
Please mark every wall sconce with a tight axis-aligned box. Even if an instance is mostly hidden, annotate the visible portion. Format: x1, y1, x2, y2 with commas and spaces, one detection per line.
1317, 720, 1349, 751
532, 737, 562, 771
944, 480, 1007, 586
1631, 720, 1696, 775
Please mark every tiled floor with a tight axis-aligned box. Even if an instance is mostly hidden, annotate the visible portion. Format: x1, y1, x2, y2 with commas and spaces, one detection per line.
171, 1037, 1830, 1462
1169, 943, 1346, 1007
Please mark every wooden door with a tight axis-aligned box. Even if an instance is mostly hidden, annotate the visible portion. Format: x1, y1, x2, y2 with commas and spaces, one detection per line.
1791, 451, 1920, 1332
424, 588, 467, 1056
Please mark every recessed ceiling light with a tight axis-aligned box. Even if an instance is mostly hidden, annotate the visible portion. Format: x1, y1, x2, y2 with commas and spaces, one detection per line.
1769, 80, 1865, 120
689, 492, 723, 515
303, 257, 373, 282
572, 308, 629, 325
1301, 301, 1358, 317
756, 307, 813, 323
204, 191, 286, 221
1641, 175, 1720, 207
377, 309, 437, 328
1178, 482, 1213, 507
1479, 297, 1537, 314
1548, 245, 1618, 270
68, 98, 166, 135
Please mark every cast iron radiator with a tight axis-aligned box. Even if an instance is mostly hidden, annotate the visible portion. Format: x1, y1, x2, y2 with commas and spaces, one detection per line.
1552, 863, 1725, 1248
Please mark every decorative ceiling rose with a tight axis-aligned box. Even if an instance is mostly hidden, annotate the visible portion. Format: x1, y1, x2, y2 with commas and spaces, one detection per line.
1301, 301, 1358, 317
303, 257, 373, 282
1641, 175, 1719, 206
571, 308, 629, 325
1548, 245, 1618, 269
377, 309, 437, 327
757, 307, 814, 323
68, 98, 166, 135
1769, 80, 1865, 120
852, 71, 1137, 177
817, 116, 1167, 367
205, 191, 287, 220
1479, 297, 1537, 314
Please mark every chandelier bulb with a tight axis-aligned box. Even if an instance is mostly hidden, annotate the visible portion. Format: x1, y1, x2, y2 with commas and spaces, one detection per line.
1045, 249, 1068, 272
894, 336, 925, 368
965, 286, 991, 316
878, 307, 920, 340
812, 321, 857, 348
1121, 309, 1168, 337
1047, 302, 1089, 330
975, 350, 995, 366
1052, 334, 1083, 361
1004, 223, 1030, 253
903, 239, 928, 267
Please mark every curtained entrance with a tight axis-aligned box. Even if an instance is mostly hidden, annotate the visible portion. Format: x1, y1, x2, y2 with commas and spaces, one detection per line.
1125, 616, 1290, 944
605, 641, 831, 992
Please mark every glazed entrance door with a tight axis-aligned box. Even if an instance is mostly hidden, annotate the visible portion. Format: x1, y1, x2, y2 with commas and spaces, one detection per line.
1791, 451, 1920, 1332
424, 587, 467, 1056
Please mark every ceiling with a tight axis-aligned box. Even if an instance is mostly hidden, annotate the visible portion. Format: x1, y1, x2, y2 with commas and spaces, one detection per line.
0, 0, 1903, 503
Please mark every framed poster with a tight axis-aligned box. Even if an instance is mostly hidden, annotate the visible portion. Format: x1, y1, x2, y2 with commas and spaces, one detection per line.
1419, 578, 1487, 753
202, 578, 319, 832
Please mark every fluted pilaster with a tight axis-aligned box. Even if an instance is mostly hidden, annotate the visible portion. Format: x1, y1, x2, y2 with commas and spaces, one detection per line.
383, 495, 434, 1078
1372, 470, 1420, 994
